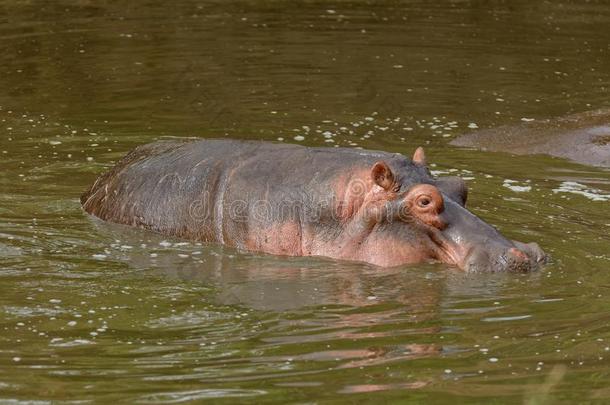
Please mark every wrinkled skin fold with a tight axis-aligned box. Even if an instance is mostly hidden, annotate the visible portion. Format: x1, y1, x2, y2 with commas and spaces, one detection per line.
81, 139, 547, 272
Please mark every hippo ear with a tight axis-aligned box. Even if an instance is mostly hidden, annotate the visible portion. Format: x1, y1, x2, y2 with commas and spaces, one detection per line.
412, 147, 427, 166
371, 161, 395, 190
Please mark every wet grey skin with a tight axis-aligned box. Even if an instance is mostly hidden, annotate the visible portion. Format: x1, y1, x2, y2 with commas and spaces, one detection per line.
386, 174, 547, 272
451, 108, 610, 168
438, 196, 547, 273
81, 139, 547, 272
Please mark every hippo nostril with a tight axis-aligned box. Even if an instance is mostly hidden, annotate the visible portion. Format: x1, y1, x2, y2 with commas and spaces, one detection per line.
459, 241, 547, 273
512, 241, 548, 265
502, 247, 536, 272
508, 247, 528, 261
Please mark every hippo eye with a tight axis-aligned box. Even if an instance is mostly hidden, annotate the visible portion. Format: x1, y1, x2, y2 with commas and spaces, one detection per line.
406, 185, 445, 228
417, 196, 431, 208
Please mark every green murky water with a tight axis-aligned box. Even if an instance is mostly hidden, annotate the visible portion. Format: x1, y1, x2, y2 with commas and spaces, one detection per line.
1, 1, 609, 403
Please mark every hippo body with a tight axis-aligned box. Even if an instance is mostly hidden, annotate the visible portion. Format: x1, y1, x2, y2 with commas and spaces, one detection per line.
451, 108, 610, 168
81, 139, 545, 271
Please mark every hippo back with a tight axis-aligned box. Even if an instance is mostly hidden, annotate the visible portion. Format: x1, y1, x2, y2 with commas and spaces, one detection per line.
80, 139, 415, 246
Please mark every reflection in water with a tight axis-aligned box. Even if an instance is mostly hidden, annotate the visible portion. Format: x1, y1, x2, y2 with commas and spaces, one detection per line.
97, 217, 502, 313
95, 218, 442, 311
337, 381, 428, 394
91, 219, 523, 384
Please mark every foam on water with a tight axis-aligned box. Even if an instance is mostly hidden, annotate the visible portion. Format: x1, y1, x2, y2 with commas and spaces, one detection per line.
503, 179, 532, 193
552, 181, 610, 202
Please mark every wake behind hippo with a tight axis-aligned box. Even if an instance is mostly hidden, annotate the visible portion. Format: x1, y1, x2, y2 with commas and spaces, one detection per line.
81, 139, 546, 272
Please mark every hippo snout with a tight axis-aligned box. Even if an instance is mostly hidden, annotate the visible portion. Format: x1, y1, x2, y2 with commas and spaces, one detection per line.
462, 241, 547, 273
512, 241, 548, 267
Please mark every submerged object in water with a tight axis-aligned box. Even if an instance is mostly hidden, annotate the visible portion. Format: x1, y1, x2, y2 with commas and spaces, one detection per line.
451, 108, 610, 168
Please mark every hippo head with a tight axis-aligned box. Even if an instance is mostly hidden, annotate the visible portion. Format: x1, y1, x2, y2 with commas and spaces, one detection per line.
355, 147, 547, 272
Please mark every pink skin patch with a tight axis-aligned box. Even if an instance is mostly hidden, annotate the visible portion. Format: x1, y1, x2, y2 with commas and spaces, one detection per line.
246, 221, 303, 256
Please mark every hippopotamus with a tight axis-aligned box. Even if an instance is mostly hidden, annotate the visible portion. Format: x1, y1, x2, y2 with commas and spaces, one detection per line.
81, 139, 546, 272
451, 108, 610, 168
